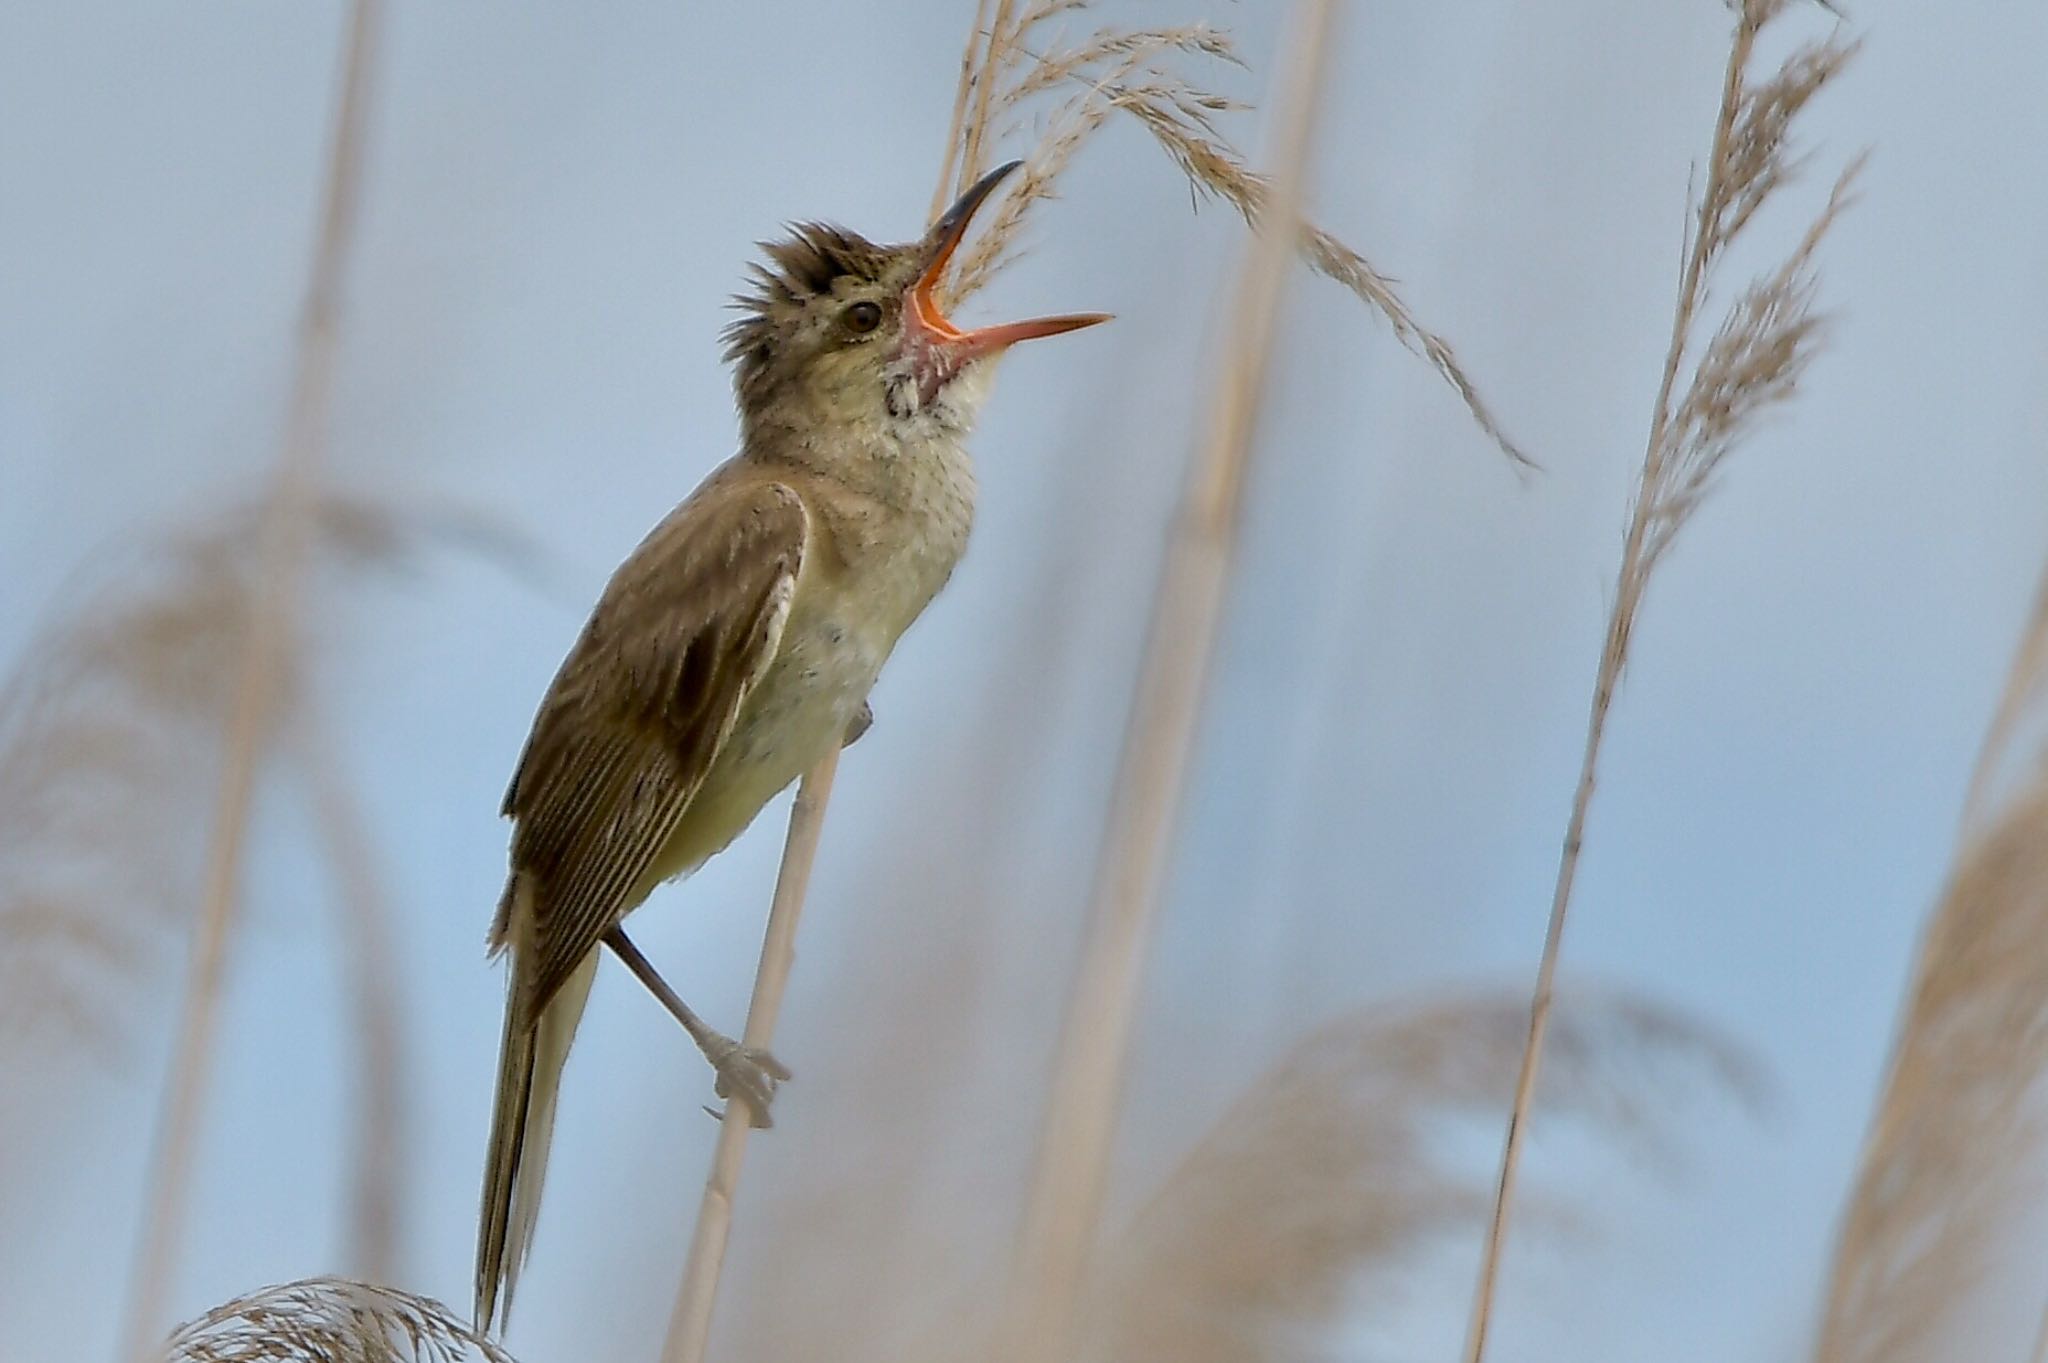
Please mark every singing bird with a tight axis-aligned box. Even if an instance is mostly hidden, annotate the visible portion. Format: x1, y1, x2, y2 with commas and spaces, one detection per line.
474, 162, 1107, 1329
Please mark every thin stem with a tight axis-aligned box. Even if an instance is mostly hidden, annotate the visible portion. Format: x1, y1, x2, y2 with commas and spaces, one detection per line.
933, 0, 997, 223
1458, 14, 1761, 1363
300, 715, 406, 1283
660, 749, 842, 1363
958, 0, 1020, 199
116, 2, 380, 1356
999, 4, 1338, 1361
1959, 568, 2048, 841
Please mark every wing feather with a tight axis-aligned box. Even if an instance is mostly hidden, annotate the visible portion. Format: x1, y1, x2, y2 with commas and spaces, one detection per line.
495, 474, 808, 1019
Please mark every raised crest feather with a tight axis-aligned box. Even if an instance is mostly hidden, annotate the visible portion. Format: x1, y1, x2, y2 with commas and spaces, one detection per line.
721, 223, 894, 378
729, 222, 905, 409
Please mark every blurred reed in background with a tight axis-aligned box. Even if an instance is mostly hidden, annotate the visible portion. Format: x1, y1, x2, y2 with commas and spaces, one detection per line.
1, 1, 2041, 1362
1812, 569, 2048, 1363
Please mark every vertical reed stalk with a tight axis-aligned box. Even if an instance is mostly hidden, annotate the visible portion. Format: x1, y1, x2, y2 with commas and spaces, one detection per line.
932, 0, 997, 223
958, 0, 1021, 202
301, 717, 406, 1282
661, 750, 842, 1363
116, 2, 381, 1355
1463, 3, 1858, 1355
1461, 24, 1758, 1363
1000, 4, 1339, 1360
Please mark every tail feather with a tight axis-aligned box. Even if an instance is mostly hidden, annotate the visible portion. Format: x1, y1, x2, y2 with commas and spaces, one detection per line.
475, 949, 597, 1333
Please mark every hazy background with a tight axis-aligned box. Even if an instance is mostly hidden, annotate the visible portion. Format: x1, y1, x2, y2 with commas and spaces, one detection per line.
3, 2, 2045, 1360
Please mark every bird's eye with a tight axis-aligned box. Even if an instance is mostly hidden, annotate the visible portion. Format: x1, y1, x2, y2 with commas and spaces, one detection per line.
843, 301, 883, 334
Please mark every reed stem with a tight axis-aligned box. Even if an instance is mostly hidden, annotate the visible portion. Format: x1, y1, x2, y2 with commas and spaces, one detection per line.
116, 2, 381, 1355
661, 750, 842, 1363
999, 4, 1339, 1359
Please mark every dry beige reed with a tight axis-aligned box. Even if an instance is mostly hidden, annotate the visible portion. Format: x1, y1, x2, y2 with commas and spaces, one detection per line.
994, 4, 1338, 1361
725, 989, 1757, 1363
932, 0, 1529, 468
1811, 781, 2048, 1363
0, 496, 440, 1056
1962, 573, 2048, 835
660, 750, 843, 1363
0, 2, 1788, 1358
0, 489, 516, 1307
1811, 560, 2048, 1363
1463, 3, 1862, 1359
1094, 991, 1761, 1363
117, 1, 384, 1355
162, 1278, 516, 1363
300, 717, 408, 1282
666, 2, 1532, 1357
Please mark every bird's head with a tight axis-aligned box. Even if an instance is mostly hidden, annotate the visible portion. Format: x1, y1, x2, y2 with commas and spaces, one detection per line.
723, 161, 1108, 437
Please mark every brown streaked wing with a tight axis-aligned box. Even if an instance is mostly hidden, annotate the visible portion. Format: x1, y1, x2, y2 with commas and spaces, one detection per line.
498, 474, 808, 1018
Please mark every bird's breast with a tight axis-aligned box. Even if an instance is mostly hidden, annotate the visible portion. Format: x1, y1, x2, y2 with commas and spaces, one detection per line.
640, 436, 976, 885
823, 424, 979, 649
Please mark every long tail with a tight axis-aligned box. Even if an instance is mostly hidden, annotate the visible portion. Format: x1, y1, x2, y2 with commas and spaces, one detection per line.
474, 947, 597, 1333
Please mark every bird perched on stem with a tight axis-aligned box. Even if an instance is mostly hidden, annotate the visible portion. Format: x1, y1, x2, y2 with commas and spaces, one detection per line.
474, 161, 1107, 1331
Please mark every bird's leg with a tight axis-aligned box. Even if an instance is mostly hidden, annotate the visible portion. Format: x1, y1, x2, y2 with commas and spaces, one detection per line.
842, 699, 873, 748
601, 925, 790, 1129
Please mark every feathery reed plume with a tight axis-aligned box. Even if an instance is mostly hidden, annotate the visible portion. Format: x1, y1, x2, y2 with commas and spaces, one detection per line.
1092, 991, 1762, 1363
0, 497, 444, 1314
117, 1, 383, 1353
737, 988, 1757, 1363
1463, 5, 1861, 1359
654, 9, 1260, 1351
0, 495, 438, 1061
163, 1278, 518, 1363
934, 0, 1530, 468
661, 750, 842, 1363
1812, 559, 2048, 1363
673, 2, 1508, 1352
0, 538, 256, 1059
1813, 782, 2048, 1361
1000, 4, 1337, 1361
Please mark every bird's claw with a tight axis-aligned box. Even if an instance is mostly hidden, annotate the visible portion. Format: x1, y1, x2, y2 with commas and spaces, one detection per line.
703, 1035, 791, 1129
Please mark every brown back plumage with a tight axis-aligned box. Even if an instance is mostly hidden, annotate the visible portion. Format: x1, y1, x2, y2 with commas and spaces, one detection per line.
474, 172, 1039, 1332
491, 468, 809, 1021
475, 466, 809, 1331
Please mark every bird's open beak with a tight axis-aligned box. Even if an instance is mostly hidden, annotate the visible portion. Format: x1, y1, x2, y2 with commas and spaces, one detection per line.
907, 160, 1111, 364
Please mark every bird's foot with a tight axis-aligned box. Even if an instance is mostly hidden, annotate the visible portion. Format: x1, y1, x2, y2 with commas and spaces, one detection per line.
842, 700, 874, 748
702, 1033, 791, 1129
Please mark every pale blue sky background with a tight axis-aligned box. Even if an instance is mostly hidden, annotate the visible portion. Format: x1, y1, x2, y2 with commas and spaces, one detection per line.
3, 2, 2046, 1361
